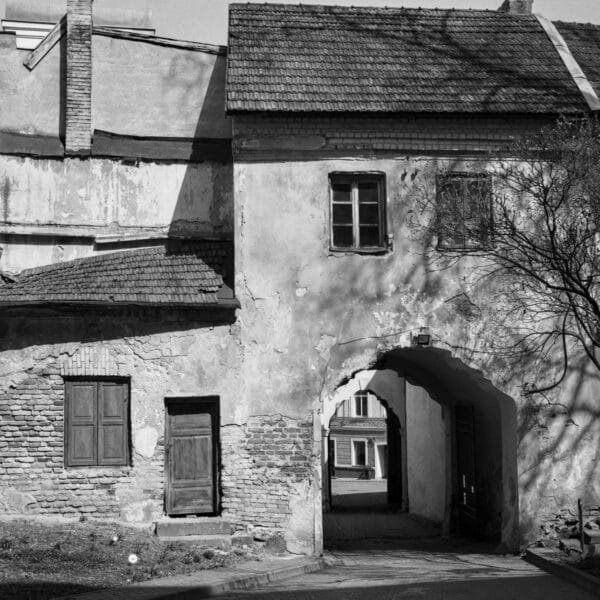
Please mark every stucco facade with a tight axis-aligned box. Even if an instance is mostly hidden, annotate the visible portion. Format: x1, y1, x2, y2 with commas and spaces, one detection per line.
232, 112, 600, 549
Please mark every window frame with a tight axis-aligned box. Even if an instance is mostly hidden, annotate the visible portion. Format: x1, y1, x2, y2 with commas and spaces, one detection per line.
64, 377, 131, 468
353, 391, 369, 417
436, 172, 493, 251
351, 438, 368, 467
329, 172, 387, 253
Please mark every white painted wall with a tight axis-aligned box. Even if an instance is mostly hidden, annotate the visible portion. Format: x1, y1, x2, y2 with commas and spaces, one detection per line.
406, 382, 446, 522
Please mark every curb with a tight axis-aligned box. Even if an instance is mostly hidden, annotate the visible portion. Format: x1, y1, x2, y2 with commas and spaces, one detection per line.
167, 558, 326, 599
525, 548, 600, 598
52, 557, 325, 600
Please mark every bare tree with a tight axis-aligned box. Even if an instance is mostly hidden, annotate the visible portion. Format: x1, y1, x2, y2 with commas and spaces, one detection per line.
425, 117, 600, 393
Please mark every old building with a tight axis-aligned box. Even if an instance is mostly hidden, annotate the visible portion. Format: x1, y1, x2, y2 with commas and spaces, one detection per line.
329, 391, 387, 480
2, 0, 600, 555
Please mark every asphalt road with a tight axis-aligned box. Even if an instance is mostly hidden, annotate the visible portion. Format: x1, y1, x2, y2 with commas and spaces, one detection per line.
215, 540, 596, 600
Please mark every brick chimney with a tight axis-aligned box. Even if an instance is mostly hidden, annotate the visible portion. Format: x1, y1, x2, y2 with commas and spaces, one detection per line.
65, 0, 92, 155
498, 0, 534, 14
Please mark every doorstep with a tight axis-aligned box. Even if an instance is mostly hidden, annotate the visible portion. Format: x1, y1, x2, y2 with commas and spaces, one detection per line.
51, 555, 325, 600
154, 517, 233, 538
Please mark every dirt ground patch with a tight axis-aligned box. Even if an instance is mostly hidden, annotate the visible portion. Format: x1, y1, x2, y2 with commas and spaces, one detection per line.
0, 518, 256, 600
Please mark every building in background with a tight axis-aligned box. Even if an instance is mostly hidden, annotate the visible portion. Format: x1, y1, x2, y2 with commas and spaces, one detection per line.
329, 391, 387, 480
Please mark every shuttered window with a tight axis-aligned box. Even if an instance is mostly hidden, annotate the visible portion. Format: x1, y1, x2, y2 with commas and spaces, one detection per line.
437, 173, 492, 250
65, 379, 129, 467
330, 173, 386, 251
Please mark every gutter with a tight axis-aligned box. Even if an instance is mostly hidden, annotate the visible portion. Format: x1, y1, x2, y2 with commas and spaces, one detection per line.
535, 14, 600, 112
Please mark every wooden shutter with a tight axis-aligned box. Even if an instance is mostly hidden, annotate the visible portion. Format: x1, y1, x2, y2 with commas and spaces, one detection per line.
98, 381, 128, 466
66, 381, 97, 466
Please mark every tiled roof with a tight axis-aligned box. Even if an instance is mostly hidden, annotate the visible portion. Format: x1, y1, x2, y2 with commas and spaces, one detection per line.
555, 21, 600, 99
0, 241, 237, 309
227, 3, 589, 114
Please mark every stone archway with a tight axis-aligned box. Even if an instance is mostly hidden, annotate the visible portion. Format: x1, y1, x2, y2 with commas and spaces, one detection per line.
320, 346, 519, 551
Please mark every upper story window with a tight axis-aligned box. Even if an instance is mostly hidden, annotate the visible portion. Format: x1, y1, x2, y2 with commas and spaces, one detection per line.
354, 391, 369, 417
436, 173, 492, 250
330, 173, 386, 252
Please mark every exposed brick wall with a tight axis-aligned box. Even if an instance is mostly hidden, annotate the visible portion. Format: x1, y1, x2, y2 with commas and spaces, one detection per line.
0, 367, 139, 516
221, 415, 314, 535
232, 113, 555, 160
0, 314, 314, 539
65, 0, 92, 154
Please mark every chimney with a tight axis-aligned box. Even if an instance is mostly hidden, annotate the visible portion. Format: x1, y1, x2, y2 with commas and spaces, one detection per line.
65, 0, 92, 155
498, 0, 533, 14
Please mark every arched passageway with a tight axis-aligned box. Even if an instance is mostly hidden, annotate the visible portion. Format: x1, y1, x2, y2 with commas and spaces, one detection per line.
321, 347, 519, 551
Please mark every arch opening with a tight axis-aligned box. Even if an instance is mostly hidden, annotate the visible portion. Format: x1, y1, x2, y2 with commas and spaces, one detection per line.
321, 347, 519, 551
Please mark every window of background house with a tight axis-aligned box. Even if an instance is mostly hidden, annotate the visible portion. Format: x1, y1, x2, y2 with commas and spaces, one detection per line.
354, 391, 369, 417
437, 173, 492, 250
352, 439, 367, 466
65, 379, 129, 467
330, 173, 386, 251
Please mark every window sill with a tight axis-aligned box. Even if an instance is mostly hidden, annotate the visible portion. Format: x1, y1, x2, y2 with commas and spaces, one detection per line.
436, 245, 491, 253
64, 465, 132, 472
329, 246, 389, 256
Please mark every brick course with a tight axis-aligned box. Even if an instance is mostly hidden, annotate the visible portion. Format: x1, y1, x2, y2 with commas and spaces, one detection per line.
221, 415, 314, 535
233, 113, 556, 160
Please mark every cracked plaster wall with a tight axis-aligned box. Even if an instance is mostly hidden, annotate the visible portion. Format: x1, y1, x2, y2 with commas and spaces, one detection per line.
233, 124, 600, 547
0, 312, 317, 553
0, 155, 233, 273
0, 313, 242, 523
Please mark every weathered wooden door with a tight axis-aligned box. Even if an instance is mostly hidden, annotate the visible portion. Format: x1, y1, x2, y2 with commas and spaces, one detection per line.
455, 404, 477, 536
165, 397, 219, 516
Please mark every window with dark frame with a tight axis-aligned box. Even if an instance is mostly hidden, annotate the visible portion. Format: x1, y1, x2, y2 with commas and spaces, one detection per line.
437, 173, 492, 250
64, 379, 130, 467
352, 440, 367, 466
354, 391, 369, 417
330, 173, 386, 251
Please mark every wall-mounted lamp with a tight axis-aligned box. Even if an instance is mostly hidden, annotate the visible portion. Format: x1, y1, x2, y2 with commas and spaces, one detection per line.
412, 326, 431, 347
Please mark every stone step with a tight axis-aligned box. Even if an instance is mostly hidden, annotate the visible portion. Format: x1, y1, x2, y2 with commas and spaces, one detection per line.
155, 517, 233, 538
157, 534, 232, 550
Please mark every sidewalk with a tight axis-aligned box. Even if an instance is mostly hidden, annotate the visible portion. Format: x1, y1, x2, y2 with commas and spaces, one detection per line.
51, 555, 324, 600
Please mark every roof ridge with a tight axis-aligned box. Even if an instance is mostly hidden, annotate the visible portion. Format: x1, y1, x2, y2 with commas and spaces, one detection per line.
553, 20, 600, 29
229, 2, 506, 14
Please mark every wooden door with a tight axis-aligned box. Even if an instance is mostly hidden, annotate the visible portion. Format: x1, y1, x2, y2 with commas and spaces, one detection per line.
455, 405, 477, 536
165, 397, 219, 516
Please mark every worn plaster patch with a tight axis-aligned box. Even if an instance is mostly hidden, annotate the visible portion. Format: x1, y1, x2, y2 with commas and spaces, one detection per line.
120, 500, 159, 523
315, 335, 336, 362
0, 488, 37, 513
284, 480, 314, 555
134, 426, 159, 458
